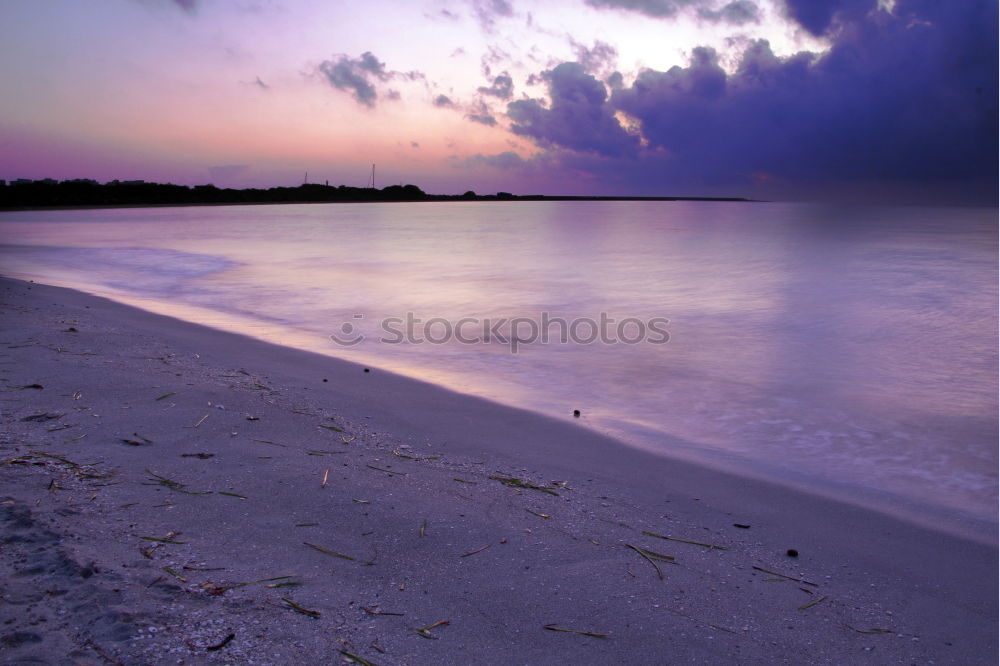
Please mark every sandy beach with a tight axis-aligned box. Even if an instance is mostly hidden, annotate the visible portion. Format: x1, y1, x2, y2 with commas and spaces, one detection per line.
0, 275, 995, 665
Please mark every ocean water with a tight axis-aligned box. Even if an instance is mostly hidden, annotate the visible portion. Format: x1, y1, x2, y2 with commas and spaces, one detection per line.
1, 201, 996, 537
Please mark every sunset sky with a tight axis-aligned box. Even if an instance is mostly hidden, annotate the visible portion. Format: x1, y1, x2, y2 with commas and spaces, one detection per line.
0, 0, 995, 202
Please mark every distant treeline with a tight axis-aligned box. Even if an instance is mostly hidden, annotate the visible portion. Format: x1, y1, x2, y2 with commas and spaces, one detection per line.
0, 178, 751, 209
0, 179, 446, 208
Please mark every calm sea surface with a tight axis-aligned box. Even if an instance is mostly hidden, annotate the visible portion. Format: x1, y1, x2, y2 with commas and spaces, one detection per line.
1, 201, 996, 537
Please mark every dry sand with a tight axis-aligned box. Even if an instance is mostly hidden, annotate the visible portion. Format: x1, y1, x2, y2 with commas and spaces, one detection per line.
0, 275, 995, 665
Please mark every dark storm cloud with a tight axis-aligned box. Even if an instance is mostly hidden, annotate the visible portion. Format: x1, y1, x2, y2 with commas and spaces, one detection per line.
478, 73, 514, 99
318, 52, 424, 108
434, 94, 457, 108
507, 62, 641, 157
503, 0, 997, 200
781, 0, 872, 36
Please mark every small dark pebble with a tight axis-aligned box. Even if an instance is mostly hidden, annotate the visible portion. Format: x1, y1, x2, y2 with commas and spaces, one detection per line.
322, 378, 328, 382
573, 409, 581, 417
19, 384, 43, 390
364, 368, 370, 373
786, 548, 799, 557
733, 523, 751, 529
64, 327, 78, 332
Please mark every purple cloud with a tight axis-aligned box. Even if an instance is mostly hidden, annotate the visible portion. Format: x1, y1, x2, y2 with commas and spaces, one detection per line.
584, 0, 698, 18
318, 52, 425, 108
501, 0, 997, 201
466, 100, 499, 126
478, 72, 514, 99
319, 52, 389, 107
507, 62, 641, 157
698, 0, 760, 24
472, 0, 515, 31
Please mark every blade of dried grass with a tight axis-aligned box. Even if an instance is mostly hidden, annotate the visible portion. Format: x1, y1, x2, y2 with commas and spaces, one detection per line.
543, 624, 610, 638
281, 597, 320, 618
797, 595, 829, 611
303, 542, 355, 561
642, 530, 726, 550
752, 566, 818, 586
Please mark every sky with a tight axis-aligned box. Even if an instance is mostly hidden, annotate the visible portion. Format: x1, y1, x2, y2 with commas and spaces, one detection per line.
0, 0, 995, 203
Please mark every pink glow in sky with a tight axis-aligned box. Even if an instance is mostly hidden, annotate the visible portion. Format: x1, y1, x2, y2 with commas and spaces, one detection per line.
0, 0, 995, 202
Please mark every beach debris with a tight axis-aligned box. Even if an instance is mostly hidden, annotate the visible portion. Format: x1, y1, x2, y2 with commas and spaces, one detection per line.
214, 404, 226, 410
452, 477, 476, 484
217, 491, 247, 499
752, 566, 818, 587
320, 424, 343, 432
342, 435, 357, 444
281, 597, 321, 618
573, 409, 580, 417
64, 433, 87, 443
144, 469, 211, 495
295, 522, 319, 527
543, 624, 610, 638
419, 519, 428, 537
155, 392, 177, 401
192, 414, 210, 428
733, 523, 751, 529
304, 542, 356, 561
352, 499, 371, 504
339, 649, 378, 665
787, 548, 799, 557
18, 383, 43, 390
246, 415, 260, 421
413, 620, 449, 639
322, 468, 330, 488
366, 464, 405, 476
797, 595, 829, 611
162, 566, 188, 582
64, 327, 78, 332
843, 624, 894, 635
132, 432, 154, 443
250, 438, 287, 447
526, 509, 551, 519
205, 633, 236, 652
642, 530, 726, 550
138, 534, 187, 545
72, 390, 83, 400
181, 453, 214, 459
626, 544, 675, 580
20, 412, 64, 422
489, 475, 559, 495
121, 438, 146, 446
459, 544, 492, 558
